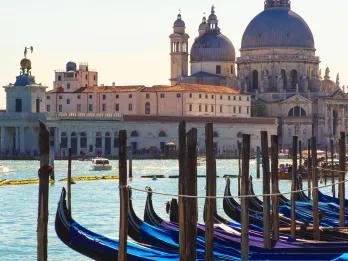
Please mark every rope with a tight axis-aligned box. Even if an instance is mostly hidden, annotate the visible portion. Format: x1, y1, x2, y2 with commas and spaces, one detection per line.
128, 169, 348, 199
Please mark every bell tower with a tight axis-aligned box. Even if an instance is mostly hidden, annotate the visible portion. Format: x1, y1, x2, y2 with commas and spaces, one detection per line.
169, 13, 189, 85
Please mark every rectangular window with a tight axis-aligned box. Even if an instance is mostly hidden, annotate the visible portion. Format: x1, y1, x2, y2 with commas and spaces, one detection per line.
129, 103, 133, 111
247, 96, 250, 101
177, 93, 181, 98
102, 103, 106, 111
88, 104, 93, 112
58, 105, 63, 112
228, 96, 231, 100
211, 106, 214, 113
189, 93, 192, 98
199, 105, 202, 112
189, 104, 192, 112
46, 105, 51, 112
146, 94, 150, 99
205, 105, 208, 112
67, 99, 70, 105
77, 104, 81, 112
59, 96, 63, 100
239, 96, 242, 101
205, 94, 208, 99
239, 106, 242, 113
77, 95, 81, 99
89, 95, 93, 99
160, 93, 165, 98
211, 95, 214, 99
115, 103, 119, 112
116, 94, 119, 99
220, 95, 223, 100
233, 96, 236, 101
85, 75, 88, 80
93, 75, 96, 81
220, 105, 223, 113
36, 99, 40, 113
216, 65, 221, 74
129, 94, 133, 99
58, 75, 62, 81
46, 96, 50, 100
67, 83, 70, 89
233, 106, 236, 113
102, 95, 106, 100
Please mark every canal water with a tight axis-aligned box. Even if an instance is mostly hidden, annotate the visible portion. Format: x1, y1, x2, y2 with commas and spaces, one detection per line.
0, 159, 334, 260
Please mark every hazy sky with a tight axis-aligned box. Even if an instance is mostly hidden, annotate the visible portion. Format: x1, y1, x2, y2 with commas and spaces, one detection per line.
0, 0, 347, 109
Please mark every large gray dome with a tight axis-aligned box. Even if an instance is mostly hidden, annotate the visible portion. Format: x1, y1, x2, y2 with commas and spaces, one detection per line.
191, 31, 235, 62
241, 7, 315, 50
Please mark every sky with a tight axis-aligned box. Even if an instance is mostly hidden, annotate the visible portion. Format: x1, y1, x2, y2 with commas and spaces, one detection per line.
0, 0, 347, 109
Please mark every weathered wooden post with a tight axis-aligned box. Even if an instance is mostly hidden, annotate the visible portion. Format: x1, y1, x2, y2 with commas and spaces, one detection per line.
128, 146, 133, 179
205, 123, 216, 261
49, 128, 55, 181
238, 141, 242, 196
185, 128, 198, 260
290, 136, 298, 239
260, 131, 271, 249
339, 132, 346, 227
307, 139, 312, 199
67, 148, 72, 217
330, 139, 335, 197
311, 136, 320, 241
178, 121, 186, 260
271, 135, 279, 242
256, 146, 261, 179
37, 121, 50, 261
241, 134, 250, 260
118, 130, 128, 261
299, 140, 303, 168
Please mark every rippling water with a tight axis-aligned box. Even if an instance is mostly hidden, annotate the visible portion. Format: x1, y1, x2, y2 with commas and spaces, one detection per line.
0, 159, 335, 260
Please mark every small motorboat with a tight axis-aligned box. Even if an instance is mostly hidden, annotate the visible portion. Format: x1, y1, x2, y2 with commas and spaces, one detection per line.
90, 158, 112, 171
0, 165, 10, 173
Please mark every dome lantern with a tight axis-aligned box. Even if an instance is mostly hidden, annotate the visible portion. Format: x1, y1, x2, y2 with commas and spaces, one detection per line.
198, 16, 208, 36
173, 12, 186, 34
207, 5, 219, 31
265, 0, 291, 9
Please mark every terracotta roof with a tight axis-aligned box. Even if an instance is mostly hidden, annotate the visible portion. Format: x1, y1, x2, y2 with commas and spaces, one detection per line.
141, 83, 241, 94
123, 115, 276, 125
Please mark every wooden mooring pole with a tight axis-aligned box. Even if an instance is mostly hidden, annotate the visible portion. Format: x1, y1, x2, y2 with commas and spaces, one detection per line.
290, 136, 298, 239
178, 121, 187, 260
260, 131, 271, 249
238, 141, 242, 196
271, 135, 279, 242
311, 136, 320, 241
185, 128, 198, 260
256, 146, 261, 179
67, 148, 72, 217
128, 146, 133, 179
330, 139, 335, 197
205, 123, 216, 261
299, 140, 303, 168
339, 132, 346, 227
118, 130, 128, 261
37, 121, 50, 261
307, 139, 312, 200
241, 134, 250, 260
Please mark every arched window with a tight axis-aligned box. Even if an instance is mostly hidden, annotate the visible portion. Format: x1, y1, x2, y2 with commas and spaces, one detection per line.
288, 106, 306, 117
159, 130, 167, 138
71, 132, 77, 137
60, 132, 67, 149
252, 70, 258, 90
290, 70, 298, 89
80, 132, 87, 148
281, 69, 287, 89
131, 130, 139, 137
213, 131, 219, 138
105, 132, 111, 137
145, 102, 151, 115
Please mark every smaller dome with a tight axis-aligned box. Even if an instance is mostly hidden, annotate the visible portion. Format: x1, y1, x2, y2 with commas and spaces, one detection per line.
66, 61, 77, 72
191, 31, 235, 62
20, 58, 31, 70
174, 14, 185, 28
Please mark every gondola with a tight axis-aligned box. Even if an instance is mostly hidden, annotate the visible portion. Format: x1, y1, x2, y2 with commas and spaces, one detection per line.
139, 187, 348, 260
55, 188, 181, 261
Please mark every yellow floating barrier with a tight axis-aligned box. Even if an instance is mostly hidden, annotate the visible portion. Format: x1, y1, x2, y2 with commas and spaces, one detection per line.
59, 175, 119, 182
0, 179, 55, 186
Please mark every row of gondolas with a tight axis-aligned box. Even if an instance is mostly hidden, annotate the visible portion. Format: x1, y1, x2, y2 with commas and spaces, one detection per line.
55, 177, 348, 260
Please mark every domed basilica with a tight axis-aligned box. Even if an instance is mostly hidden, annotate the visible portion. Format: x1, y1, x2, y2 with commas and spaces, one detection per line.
170, 0, 348, 147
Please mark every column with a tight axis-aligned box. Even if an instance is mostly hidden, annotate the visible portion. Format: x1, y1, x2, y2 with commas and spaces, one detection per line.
20, 126, 25, 154
15, 127, 20, 154
0, 127, 5, 154
77, 133, 81, 156
101, 132, 105, 156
